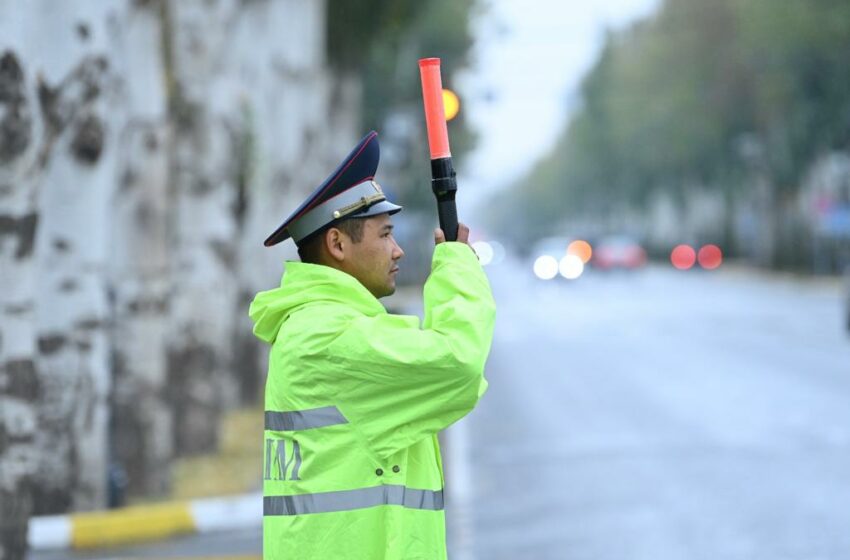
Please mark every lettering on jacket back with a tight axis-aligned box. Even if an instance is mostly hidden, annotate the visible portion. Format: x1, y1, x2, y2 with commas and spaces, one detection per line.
264, 438, 302, 481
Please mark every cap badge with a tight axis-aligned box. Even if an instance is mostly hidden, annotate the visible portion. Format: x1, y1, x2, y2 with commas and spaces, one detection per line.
331, 181, 387, 220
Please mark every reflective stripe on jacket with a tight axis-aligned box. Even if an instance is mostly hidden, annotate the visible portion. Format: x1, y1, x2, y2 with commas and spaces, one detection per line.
249, 242, 496, 560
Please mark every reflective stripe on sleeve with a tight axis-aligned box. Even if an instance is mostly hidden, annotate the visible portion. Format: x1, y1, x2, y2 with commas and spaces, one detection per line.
264, 406, 348, 431
264, 485, 444, 516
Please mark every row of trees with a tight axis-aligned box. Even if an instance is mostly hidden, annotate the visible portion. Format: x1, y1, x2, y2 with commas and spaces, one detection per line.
493, 0, 850, 269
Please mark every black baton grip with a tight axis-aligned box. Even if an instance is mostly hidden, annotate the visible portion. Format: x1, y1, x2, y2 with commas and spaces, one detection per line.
437, 197, 459, 242
430, 157, 459, 242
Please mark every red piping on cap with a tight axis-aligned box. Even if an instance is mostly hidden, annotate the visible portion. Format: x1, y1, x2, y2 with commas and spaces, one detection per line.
262, 132, 379, 247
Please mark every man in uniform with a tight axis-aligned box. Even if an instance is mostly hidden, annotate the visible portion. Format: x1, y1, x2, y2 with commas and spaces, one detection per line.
249, 131, 495, 559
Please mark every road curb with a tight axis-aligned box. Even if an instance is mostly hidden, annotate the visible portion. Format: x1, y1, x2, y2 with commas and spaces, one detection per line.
28, 492, 262, 551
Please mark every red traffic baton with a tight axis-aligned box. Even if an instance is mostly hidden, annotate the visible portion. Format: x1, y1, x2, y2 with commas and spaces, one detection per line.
418, 58, 458, 241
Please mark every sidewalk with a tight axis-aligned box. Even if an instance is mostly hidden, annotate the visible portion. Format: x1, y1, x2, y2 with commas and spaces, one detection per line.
29, 409, 264, 552
29, 493, 262, 551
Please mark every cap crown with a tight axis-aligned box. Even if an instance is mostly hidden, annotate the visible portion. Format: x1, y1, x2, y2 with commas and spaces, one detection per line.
264, 131, 386, 247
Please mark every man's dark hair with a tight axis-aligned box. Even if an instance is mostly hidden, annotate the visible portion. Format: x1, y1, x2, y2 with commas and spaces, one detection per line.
297, 218, 366, 263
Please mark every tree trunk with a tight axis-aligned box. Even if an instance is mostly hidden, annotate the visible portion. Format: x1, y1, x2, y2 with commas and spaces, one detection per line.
30, 4, 116, 513
163, 0, 356, 451
165, 0, 241, 454
107, 0, 174, 498
0, 35, 44, 560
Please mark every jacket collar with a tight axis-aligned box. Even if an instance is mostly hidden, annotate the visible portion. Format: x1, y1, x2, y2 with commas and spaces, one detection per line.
281, 261, 386, 317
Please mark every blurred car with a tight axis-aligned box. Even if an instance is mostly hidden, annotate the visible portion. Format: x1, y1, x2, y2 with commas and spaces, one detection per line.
529, 236, 571, 280
529, 236, 590, 280
531, 236, 572, 261
591, 235, 647, 270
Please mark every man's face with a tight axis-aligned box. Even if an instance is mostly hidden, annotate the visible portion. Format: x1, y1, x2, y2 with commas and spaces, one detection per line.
342, 213, 404, 298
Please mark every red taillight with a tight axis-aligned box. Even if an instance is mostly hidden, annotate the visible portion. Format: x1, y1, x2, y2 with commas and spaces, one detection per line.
698, 245, 723, 269
671, 245, 696, 270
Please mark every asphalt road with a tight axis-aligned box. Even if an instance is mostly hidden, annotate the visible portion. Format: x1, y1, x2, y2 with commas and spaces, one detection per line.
451, 257, 850, 560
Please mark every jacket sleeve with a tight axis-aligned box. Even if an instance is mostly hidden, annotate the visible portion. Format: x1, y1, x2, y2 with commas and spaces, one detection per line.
329, 242, 496, 461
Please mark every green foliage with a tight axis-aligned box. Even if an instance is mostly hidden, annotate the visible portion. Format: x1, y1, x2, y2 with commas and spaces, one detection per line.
732, 0, 850, 187
327, 1, 423, 71
327, 0, 479, 212
496, 0, 850, 244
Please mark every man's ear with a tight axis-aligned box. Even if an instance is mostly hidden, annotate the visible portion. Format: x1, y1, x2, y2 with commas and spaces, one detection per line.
325, 227, 346, 263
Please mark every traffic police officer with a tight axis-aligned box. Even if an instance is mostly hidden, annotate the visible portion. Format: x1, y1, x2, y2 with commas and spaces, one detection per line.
249, 131, 495, 559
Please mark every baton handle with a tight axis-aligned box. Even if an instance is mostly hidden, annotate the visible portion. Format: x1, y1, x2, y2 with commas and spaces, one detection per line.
431, 157, 458, 241
437, 198, 458, 242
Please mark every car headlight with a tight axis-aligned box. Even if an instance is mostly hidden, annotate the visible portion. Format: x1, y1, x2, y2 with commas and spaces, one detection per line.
533, 255, 559, 280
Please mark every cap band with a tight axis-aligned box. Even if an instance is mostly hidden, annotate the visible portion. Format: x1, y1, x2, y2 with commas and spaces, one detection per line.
288, 180, 388, 242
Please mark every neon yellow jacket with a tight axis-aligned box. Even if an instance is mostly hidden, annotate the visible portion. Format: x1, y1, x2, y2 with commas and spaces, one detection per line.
249, 242, 495, 560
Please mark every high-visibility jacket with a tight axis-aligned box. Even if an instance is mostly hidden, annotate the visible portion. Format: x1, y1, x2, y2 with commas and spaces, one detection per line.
249, 242, 495, 560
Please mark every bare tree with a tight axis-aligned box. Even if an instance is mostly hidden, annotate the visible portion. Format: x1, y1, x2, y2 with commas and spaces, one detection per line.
32, 48, 115, 516
0, 42, 45, 560
107, 0, 175, 500
163, 0, 241, 455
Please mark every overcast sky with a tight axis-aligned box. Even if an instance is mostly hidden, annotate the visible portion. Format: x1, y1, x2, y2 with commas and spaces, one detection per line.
457, 0, 660, 216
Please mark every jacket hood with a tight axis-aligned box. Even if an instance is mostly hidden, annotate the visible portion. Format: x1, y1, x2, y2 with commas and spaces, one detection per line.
249, 261, 385, 344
